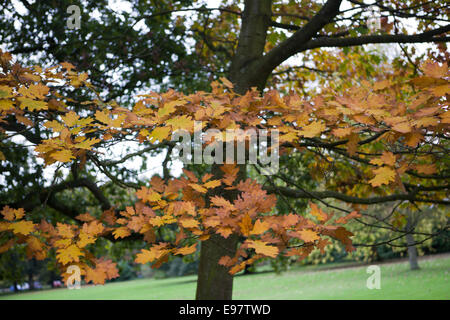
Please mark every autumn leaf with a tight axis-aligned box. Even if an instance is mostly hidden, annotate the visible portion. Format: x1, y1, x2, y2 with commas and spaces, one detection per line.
218, 255, 233, 267
422, 61, 448, 78
56, 244, 84, 264
61, 111, 80, 127
189, 183, 207, 193
112, 226, 131, 239
179, 217, 199, 228
203, 180, 221, 189
332, 127, 353, 138
298, 121, 326, 138
369, 166, 396, 187
174, 243, 197, 255
414, 164, 437, 175
77, 231, 97, 248
210, 196, 235, 211
0, 85, 13, 98
135, 245, 169, 264
9, 220, 35, 235
136, 187, 161, 203
392, 121, 411, 133
297, 230, 320, 242
82, 220, 104, 236
135, 249, 157, 264
75, 213, 95, 222
219, 77, 234, 89
57, 223, 75, 238
149, 126, 171, 142
51, 149, 75, 162
246, 240, 279, 258
1, 206, 25, 221
309, 203, 329, 222
158, 99, 186, 118
166, 115, 193, 131
335, 211, 362, 224
18, 97, 48, 111
370, 151, 396, 167
238, 214, 252, 236
250, 219, 269, 235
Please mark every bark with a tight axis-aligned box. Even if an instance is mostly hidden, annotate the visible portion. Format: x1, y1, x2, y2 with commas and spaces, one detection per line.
406, 218, 420, 270
195, 164, 246, 300
195, 234, 239, 299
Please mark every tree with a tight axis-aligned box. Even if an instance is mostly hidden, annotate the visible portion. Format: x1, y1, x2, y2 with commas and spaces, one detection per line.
1, 0, 449, 300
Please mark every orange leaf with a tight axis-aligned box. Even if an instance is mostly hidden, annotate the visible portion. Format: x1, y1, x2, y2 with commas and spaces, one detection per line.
174, 243, 197, 255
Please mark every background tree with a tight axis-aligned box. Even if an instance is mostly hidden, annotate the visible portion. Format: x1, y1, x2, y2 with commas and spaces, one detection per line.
0, 0, 449, 300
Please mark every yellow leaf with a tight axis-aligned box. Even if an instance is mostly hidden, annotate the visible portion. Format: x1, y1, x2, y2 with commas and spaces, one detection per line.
9, 220, 35, 235
149, 126, 171, 142
203, 179, 221, 189
158, 99, 186, 118
56, 244, 84, 265
112, 226, 131, 239
297, 230, 320, 242
0, 99, 14, 111
369, 166, 396, 187
369, 151, 396, 167
0, 86, 13, 99
166, 115, 193, 131
179, 217, 199, 228
62, 111, 80, 127
51, 149, 75, 162
18, 97, 48, 111
28, 83, 49, 99
298, 121, 326, 138
309, 203, 328, 222
74, 138, 100, 150
246, 240, 278, 258
189, 183, 207, 193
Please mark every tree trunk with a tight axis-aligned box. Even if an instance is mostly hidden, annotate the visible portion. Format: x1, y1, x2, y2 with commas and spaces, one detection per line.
406, 218, 420, 270
195, 164, 246, 300
195, 234, 239, 299
194, 0, 273, 300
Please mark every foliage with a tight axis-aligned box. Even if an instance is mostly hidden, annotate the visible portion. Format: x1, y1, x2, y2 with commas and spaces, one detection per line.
0, 48, 448, 284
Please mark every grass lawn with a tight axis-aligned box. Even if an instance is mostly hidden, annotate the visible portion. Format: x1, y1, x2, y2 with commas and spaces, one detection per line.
1, 255, 449, 300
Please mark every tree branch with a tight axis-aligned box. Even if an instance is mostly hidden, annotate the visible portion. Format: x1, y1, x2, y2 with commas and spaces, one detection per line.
302, 25, 450, 50
265, 186, 450, 205
256, 0, 342, 78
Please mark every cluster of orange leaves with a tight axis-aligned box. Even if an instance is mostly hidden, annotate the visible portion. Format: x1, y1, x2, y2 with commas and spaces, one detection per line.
0, 50, 448, 283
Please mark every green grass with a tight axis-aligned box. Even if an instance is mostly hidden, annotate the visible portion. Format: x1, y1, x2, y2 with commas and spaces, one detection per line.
1, 255, 449, 300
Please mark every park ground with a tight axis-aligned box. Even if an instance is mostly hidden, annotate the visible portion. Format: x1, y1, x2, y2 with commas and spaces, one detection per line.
1, 253, 449, 300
